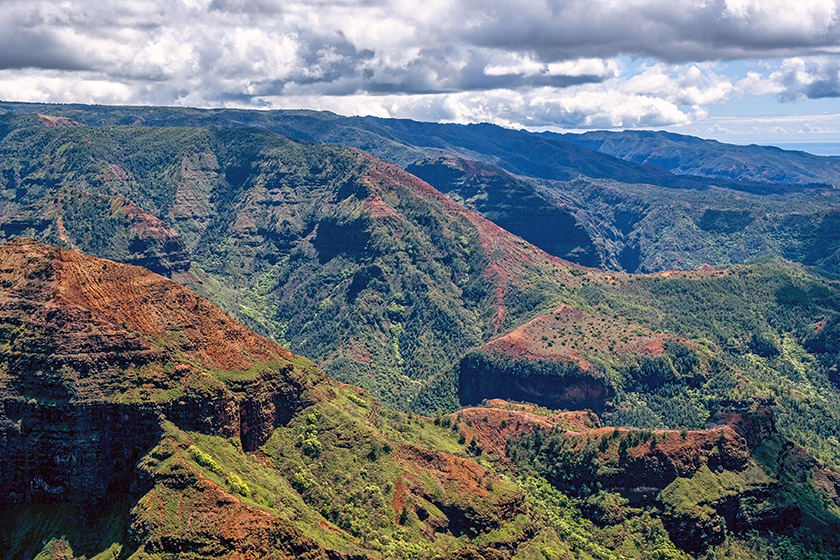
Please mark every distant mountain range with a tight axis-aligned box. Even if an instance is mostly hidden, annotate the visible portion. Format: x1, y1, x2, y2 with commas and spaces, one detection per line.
542, 129, 840, 185
3, 101, 838, 277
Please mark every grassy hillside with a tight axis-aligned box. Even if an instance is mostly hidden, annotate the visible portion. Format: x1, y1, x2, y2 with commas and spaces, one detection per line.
470, 260, 840, 471
4, 103, 840, 278
0, 116, 580, 412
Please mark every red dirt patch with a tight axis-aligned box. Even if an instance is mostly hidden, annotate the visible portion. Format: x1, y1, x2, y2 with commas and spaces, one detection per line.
0, 238, 294, 373
396, 444, 493, 499
448, 407, 558, 463
136, 460, 329, 559
38, 114, 84, 127
364, 194, 401, 221
482, 303, 668, 365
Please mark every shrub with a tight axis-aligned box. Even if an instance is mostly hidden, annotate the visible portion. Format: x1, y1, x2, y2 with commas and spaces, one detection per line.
292, 469, 316, 492
188, 445, 224, 475
302, 437, 322, 456
225, 472, 250, 496
348, 393, 369, 408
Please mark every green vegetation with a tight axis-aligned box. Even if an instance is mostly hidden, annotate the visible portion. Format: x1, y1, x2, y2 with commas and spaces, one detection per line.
188, 444, 223, 475
594, 263, 840, 469
4, 112, 840, 468
0, 114, 581, 414
6, 104, 840, 559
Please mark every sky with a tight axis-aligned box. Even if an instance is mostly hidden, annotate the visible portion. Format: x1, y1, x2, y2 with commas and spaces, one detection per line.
0, 0, 839, 150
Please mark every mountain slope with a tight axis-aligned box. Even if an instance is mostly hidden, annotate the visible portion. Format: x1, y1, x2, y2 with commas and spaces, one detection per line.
406, 156, 607, 268
545, 129, 840, 186
4, 102, 840, 277
0, 116, 585, 411
3, 111, 840, 459
0, 239, 529, 559
4, 239, 840, 560
0, 101, 807, 193
408, 154, 840, 274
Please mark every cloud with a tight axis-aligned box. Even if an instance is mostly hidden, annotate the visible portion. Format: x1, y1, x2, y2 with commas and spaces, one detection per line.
0, 0, 836, 130
0, 70, 135, 105
462, 0, 840, 62
668, 111, 840, 145
263, 63, 723, 130
738, 56, 840, 100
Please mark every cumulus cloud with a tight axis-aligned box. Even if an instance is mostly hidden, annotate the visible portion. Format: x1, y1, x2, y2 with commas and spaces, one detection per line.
265, 63, 724, 129
738, 56, 840, 100
0, 0, 837, 129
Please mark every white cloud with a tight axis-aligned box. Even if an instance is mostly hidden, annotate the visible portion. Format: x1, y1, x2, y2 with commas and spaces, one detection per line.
0, 0, 837, 131
624, 64, 734, 105
0, 69, 135, 104
736, 56, 840, 100
668, 112, 840, 144
263, 80, 700, 130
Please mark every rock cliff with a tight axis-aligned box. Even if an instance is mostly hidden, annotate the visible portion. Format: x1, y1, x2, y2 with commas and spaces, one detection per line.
0, 238, 315, 507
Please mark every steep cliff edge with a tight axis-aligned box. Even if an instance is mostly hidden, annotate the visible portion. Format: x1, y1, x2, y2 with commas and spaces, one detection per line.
0, 240, 532, 559
447, 400, 836, 555
0, 238, 317, 508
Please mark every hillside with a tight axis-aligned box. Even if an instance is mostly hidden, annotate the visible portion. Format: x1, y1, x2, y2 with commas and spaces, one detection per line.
3, 111, 840, 472
0, 239, 531, 559
3, 239, 840, 560
3, 103, 840, 278
405, 156, 607, 268
2, 101, 825, 193
408, 155, 840, 274
545, 129, 840, 186
0, 115, 584, 411
450, 259, 840, 475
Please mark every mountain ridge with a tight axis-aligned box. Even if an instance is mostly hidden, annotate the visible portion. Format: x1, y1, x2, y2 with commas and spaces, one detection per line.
542, 128, 840, 186
4, 100, 832, 194
3, 102, 838, 279
4, 239, 840, 559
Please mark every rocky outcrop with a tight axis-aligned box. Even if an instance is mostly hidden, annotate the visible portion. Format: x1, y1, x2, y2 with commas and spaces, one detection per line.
0, 239, 316, 506
468, 401, 749, 493
393, 445, 524, 537
712, 399, 777, 448
658, 405, 807, 552
458, 350, 614, 412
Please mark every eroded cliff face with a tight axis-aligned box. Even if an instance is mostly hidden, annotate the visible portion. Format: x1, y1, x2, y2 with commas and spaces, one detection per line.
0, 239, 533, 559
128, 435, 342, 560
0, 400, 162, 504
0, 238, 316, 507
392, 444, 525, 537
458, 350, 615, 412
